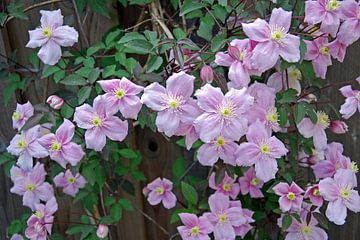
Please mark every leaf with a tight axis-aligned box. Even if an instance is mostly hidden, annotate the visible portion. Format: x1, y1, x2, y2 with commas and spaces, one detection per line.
119, 199, 134, 211
88, 68, 101, 83
119, 148, 138, 159
295, 102, 306, 124
173, 28, 186, 40
6, 220, 22, 235
104, 196, 116, 207
110, 203, 123, 221
132, 170, 146, 181
105, 29, 121, 46
282, 215, 293, 231
60, 74, 87, 85
3, 81, 18, 106
211, 33, 227, 52
77, 86, 92, 104
124, 39, 153, 54
42, 66, 61, 78
279, 89, 298, 103
180, 2, 206, 16
21, 113, 44, 131
313, 212, 328, 230
60, 103, 74, 119
66, 224, 94, 235
118, 32, 146, 44
86, 42, 105, 56
146, 56, 163, 72
181, 181, 198, 205
215, 167, 225, 185
299, 39, 307, 63
88, 0, 109, 17
197, 14, 215, 41
172, 158, 186, 178
102, 65, 116, 78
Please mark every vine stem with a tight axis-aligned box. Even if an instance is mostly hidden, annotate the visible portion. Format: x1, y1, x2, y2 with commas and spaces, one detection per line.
135, 206, 170, 236
71, 0, 90, 48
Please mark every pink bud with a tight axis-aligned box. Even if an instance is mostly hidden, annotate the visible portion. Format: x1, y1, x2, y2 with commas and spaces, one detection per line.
46, 95, 64, 110
96, 224, 109, 238
200, 65, 214, 83
356, 76, 360, 84
330, 120, 348, 134
10, 234, 24, 240
142, 186, 150, 197
227, 45, 241, 60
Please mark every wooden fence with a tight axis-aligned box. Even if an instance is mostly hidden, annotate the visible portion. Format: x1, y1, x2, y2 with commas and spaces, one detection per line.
0, 1, 359, 239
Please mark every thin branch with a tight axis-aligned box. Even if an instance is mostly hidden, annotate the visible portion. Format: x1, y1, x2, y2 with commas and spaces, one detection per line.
150, 2, 174, 39
71, 0, 90, 48
135, 206, 170, 236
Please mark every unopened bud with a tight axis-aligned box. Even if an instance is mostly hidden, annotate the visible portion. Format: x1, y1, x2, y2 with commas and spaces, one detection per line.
46, 95, 64, 110
227, 45, 241, 60
330, 120, 348, 134
96, 224, 109, 238
200, 65, 214, 83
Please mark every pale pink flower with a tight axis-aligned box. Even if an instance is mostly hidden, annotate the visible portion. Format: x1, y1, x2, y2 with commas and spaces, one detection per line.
12, 101, 34, 130
298, 148, 324, 167
200, 65, 214, 84
267, 66, 302, 95
96, 224, 109, 238
329, 120, 348, 134
242, 8, 300, 72
304, 185, 324, 207
304, 37, 332, 79
328, 39, 347, 62
25, 197, 58, 239
247, 82, 277, 108
215, 39, 259, 88
53, 170, 87, 197
38, 119, 84, 168
98, 77, 144, 119
7, 125, 48, 170
10, 234, 24, 240
297, 111, 330, 150
141, 71, 195, 137
236, 120, 288, 182
337, 0, 360, 45
177, 213, 213, 240
144, 178, 176, 209
46, 95, 64, 110
74, 95, 128, 151
319, 169, 360, 225
203, 193, 246, 240
304, 0, 342, 37
10, 163, 54, 210
273, 182, 304, 212
232, 207, 254, 238
209, 172, 240, 199
26, 9, 78, 65
239, 167, 264, 198
194, 84, 254, 142
339, 84, 360, 119
197, 136, 238, 166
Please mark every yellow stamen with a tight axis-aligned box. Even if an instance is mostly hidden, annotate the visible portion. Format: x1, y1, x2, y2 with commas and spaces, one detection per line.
220, 107, 232, 117
168, 99, 178, 109
326, 0, 340, 11
42, 27, 52, 38
302, 226, 311, 235
155, 187, 165, 195
350, 162, 359, 173
93, 116, 102, 127
317, 112, 330, 128
13, 111, 21, 121
313, 188, 320, 196
115, 89, 125, 99
260, 143, 270, 154
340, 188, 351, 199
68, 177, 76, 184
35, 211, 44, 219
51, 141, 61, 151
216, 136, 225, 147
287, 192, 296, 200
222, 183, 231, 192
272, 31, 284, 42
320, 46, 329, 55
266, 109, 279, 123
218, 213, 227, 224
26, 184, 35, 192
17, 139, 27, 149
251, 178, 260, 186
288, 68, 302, 80
190, 226, 199, 236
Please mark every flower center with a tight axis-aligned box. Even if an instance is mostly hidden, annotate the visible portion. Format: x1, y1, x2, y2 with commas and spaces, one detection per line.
320, 46, 329, 55
340, 188, 351, 199
115, 89, 125, 99
288, 68, 302, 80
270, 25, 286, 42
51, 141, 61, 151
93, 116, 102, 127
35, 210, 44, 219
350, 162, 359, 173
190, 226, 199, 236
68, 177, 76, 184
287, 192, 296, 200
12, 111, 21, 121
313, 188, 321, 196
302, 226, 311, 235
220, 106, 232, 118
317, 112, 330, 128
266, 108, 279, 123
218, 213, 227, 224
222, 183, 231, 192
216, 136, 225, 147
155, 187, 165, 195
26, 184, 35, 192
325, 0, 340, 11
42, 27, 52, 38
260, 143, 270, 154
250, 178, 260, 186
17, 139, 27, 149
168, 99, 179, 109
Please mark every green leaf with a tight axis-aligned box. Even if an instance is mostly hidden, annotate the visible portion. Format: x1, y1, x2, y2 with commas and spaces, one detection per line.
211, 33, 227, 52
119, 199, 134, 211
279, 89, 298, 103
295, 102, 306, 124
124, 39, 153, 54
42, 66, 61, 78
118, 32, 146, 44
173, 28, 186, 40
66, 224, 94, 235
146, 56, 163, 72
60, 103, 74, 119
180, 2, 206, 16
53, 70, 66, 83
299, 39, 307, 62
313, 212, 328, 230
86, 42, 105, 56
77, 86, 92, 104
102, 65, 116, 78
172, 158, 186, 178
181, 181, 198, 205
110, 203, 123, 221
104, 196, 116, 207
119, 149, 138, 159
105, 29, 121, 46
88, 0, 110, 17
282, 215, 293, 231
3, 81, 18, 106
278, 107, 288, 127
6, 219, 22, 235
88, 68, 101, 83
197, 14, 215, 41
60, 74, 87, 85
132, 170, 146, 181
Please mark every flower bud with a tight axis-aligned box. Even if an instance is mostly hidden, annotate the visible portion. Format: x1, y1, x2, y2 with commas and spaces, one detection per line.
46, 95, 64, 110
227, 45, 241, 60
200, 65, 214, 83
10, 234, 24, 240
330, 120, 348, 134
142, 186, 150, 197
96, 224, 109, 238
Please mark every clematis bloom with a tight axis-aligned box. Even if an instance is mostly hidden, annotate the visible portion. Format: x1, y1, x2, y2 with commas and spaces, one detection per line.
53, 170, 87, 197
209, 172, 240, 199
239, 167, 264, 198
304, 37, 332, 79
12, 101, 34, 130
337, 0, 360, 45
273, 181, 304, 212
144, 178, 177, 209
177, 213, 213, 240
339, 85, 360, 119
26, 9, 78, 65
304, 185, 324, 207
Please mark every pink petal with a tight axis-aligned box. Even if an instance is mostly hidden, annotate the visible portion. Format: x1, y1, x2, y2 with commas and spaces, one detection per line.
242, 19, 270, 42
40, 9, 63, 28
236, 142, 261, 166
52, 26, 78, 47
255, 158, 278, 182
141, 82, 167, 111
251, 41, 279, 71
270, 8, 292, 32
278, 34, 300, 63
38, 40, 62, 65
26, 29, 48, 48
279, 195, 292, 212
119, 95, 142, 119
61, 142, 85, 166
195, 84, 224, 113
228, 61, 250, 88
102, 116, 128, 141
166, 71, 194, 99
155, 109, 180, 137
55, 119, 75, 144
85, 128, 106, 151
215, 52, 234, 67
74, 104, 95, 129
197, 143, 219, 166
325, 199, 347, 225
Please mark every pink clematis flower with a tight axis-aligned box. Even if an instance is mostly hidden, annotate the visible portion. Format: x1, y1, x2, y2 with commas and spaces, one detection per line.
194, 84, 254, 142
26, 9, 78, 65
12, 101, 34, 130
319, 169, 360, 225
209, 172, 240, 199
236, 120, 288, 182
304, 0, 342, 37
297, 111, 330, 150
339, 84, 360, 119
25, 197, 58, 240
46, 95, 64, 110
200, 65, 214, 84
74, 95, 128, 151
239, 167, 264, 198
177, 213, 213, 240
7, 125, 48, 170
304, 185, 324, 207
298, 148, 325, 167
197, 136, 238, 166
329, 120, 348, 134
53, 170, 87, 197
38, 119, 85, 168
267, 66, 302, 95
98, 78, 144, 119
215, 39, 259, 88
203, 193, 246, 240
10, 163, 54, 210
304, 37, 332, 79
283, 210, 328, 240
10, 234, 23, 240
141, 71, 195, 137
328, 39, 347, 62
273, 181, 304, 212
242, 8, 300, 72
231, 204, 254, 238
96, 224, 109, 238
337, 0, 360, 45
144, 178, 176, 209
